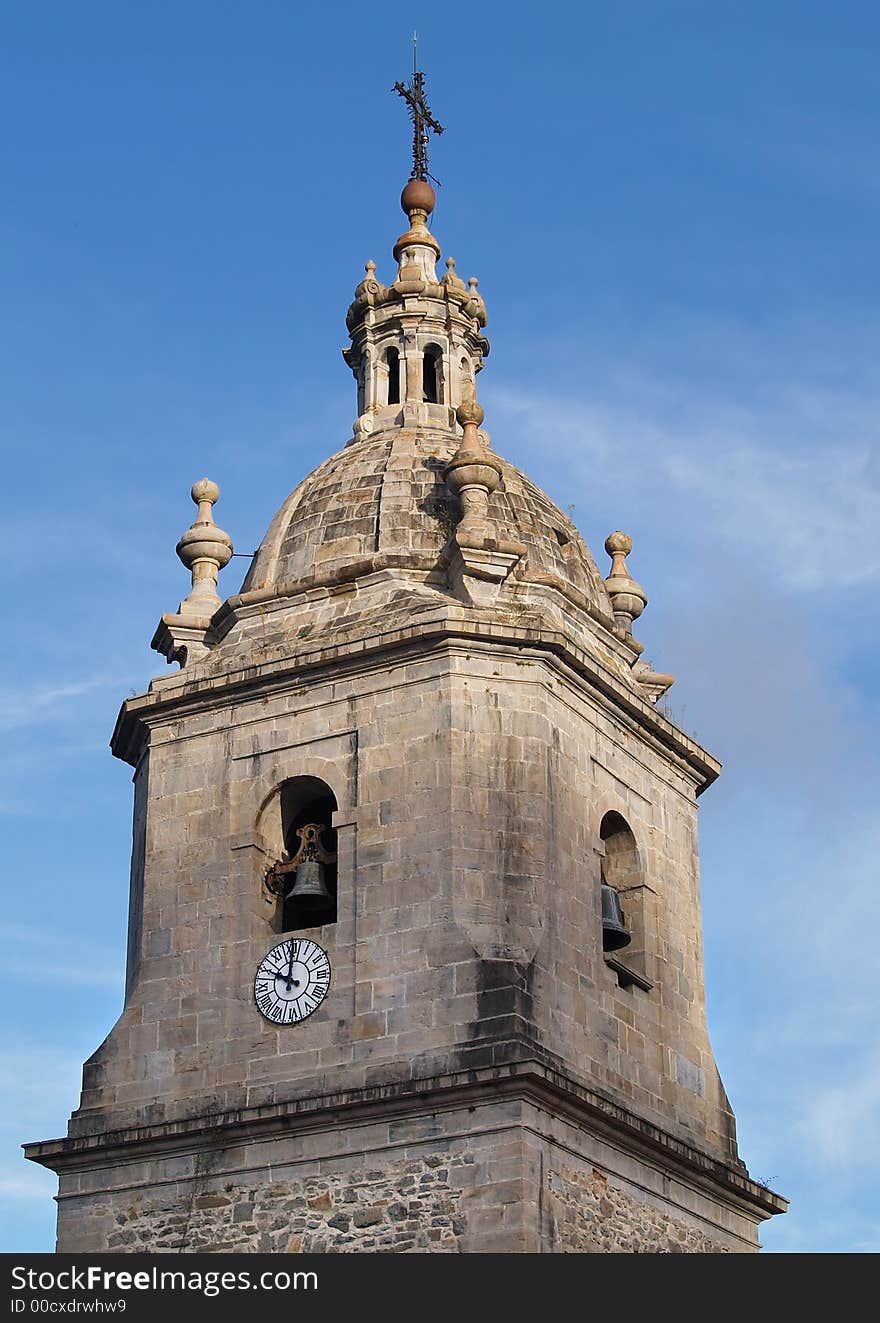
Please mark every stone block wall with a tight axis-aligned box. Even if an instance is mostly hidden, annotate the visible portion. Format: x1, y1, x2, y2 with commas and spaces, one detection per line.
53, 1092, 758, 1253
71, 629, 735, 1173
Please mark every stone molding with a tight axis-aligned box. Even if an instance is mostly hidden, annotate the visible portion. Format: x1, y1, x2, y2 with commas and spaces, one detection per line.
24, 1060, 786, 1223
111, 609, 720, 792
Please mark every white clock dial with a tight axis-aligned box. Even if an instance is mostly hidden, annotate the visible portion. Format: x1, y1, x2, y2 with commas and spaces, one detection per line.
254, 938, 331, 1025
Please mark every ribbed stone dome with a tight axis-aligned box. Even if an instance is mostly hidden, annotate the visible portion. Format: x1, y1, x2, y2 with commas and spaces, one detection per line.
242, 429, 614, 619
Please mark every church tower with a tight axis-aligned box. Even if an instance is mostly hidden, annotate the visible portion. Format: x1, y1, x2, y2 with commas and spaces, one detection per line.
25, 68, 786, 1253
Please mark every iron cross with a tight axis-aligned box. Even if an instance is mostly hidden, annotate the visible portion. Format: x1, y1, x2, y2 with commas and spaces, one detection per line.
393, 34, 443, 182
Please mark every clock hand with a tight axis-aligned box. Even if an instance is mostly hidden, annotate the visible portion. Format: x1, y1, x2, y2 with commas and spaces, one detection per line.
273, 968, 301, 989
279, 943, 298, 991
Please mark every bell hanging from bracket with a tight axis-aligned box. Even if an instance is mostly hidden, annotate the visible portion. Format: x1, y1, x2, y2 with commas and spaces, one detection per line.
289, 856, 331, 907
265, 822, 336, 912
601, 883, 632, 952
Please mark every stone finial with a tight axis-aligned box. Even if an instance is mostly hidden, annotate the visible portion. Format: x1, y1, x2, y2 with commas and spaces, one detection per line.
348, 259, 387, 320
152, 479, 233, 668
356, 259, 380, 295
393, 177, 441, 276
604, 531, 676, 700
442, 256, 466, 291
463, 276, 488, 327
400, 177, 436, 220
445, 398, 500, 541
176, 479, 233, 613
443, 395, 524, 600
455, 397, 486, 435
604, 531, 647, 642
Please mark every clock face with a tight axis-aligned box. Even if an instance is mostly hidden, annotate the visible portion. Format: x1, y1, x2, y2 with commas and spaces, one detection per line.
254, 938, 331, 1025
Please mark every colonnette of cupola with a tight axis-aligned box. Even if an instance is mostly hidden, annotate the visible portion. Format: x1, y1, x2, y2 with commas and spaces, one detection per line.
343, 177, 489, 442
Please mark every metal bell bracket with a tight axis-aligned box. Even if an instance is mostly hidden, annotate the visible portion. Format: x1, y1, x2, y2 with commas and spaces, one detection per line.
264, 823, 337, 898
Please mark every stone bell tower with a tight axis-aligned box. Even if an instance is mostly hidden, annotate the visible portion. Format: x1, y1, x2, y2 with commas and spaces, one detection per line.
25, 70, 786, 1252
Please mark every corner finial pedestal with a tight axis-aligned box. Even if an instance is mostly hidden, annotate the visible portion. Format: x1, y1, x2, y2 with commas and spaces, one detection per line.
604, 531, 647, 646
604, 531, 675, 702
152, 479, 233, 668
443, 399, 524, 600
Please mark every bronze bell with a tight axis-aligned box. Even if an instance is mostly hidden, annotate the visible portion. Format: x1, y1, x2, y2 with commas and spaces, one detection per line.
287, 858, 332, 907
601, 883, 631, 951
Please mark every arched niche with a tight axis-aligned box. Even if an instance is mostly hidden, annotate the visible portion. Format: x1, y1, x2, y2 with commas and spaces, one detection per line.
600, 811, 641, 891
599, 810, 653, 991
457, 353, 476, 407
258, 775, 338, 934
357, 350, 371, 415
385, 346, 401, 405
422, 343, 444, 404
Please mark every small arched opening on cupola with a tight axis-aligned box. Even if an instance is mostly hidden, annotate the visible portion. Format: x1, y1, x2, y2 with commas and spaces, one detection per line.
384, 346, 401, 405
263, 776, 338, 934
599, 810, 653, 992
458, 354, 474, 406
422, 343, 444, 404
357, 351, 371, 415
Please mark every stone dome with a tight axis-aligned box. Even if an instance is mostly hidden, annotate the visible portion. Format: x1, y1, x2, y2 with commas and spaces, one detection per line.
242, 428, 613, 620
151, 180, 670, 705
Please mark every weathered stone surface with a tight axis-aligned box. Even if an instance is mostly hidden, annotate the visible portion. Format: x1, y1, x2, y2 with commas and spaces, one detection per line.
97, 1155, 469, 1255
24, 167, 786, 1255
48, 1084, 774, 1254
547, 1166, 727, 1254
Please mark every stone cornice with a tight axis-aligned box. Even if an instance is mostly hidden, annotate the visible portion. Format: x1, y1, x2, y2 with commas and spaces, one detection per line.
23, 1060, 785, 1220
110, 604, 720, 790
219, 550, 617, 639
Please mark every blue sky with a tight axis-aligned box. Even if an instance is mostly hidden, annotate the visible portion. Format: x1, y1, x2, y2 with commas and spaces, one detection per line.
1, 1, 878, 1253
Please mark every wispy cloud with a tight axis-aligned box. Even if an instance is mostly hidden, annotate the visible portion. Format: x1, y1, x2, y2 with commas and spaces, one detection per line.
0, 1043, 87, 1141
488, 334, 880, 804
0, 925, 123, 991
488, 378, 880, 591
0, 676, 125, 732
0, 1172, 56, 1203
799, 1048, 880, 1172
0, 1042, 84, 1246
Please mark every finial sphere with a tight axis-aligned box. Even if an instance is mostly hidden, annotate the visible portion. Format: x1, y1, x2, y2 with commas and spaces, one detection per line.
401, 178, 436, 217
605, 530, 632, 556
192, 478, 220, 506
457, 399, 485, 428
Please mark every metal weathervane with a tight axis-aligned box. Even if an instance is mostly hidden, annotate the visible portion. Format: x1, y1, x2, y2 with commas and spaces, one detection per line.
393, 32, 443, 183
